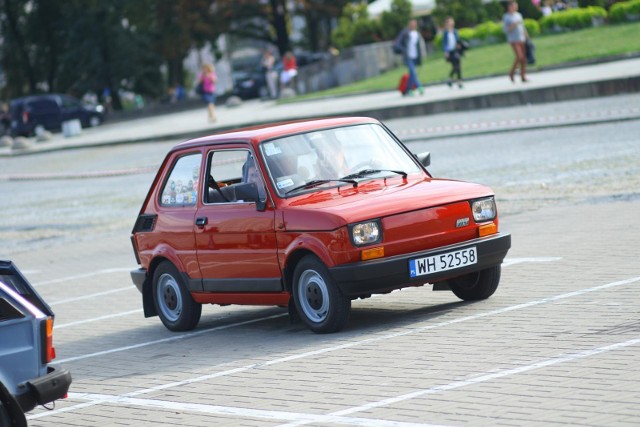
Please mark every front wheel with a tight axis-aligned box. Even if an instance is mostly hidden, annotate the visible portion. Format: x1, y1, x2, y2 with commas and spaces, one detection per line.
152, 261, 201, 331
89, 115, 102, 127
448, 265, 501, 301
292, 256, 351, 333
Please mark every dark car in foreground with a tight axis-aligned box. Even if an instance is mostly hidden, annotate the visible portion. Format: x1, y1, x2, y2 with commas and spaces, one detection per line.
9, 94, 104, 136
130, 117, 511, 334
0, 261, 71, 426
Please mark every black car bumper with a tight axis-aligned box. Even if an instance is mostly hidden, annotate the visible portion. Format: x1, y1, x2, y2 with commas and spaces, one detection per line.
330, 233, 511, 297
17, 366, 72, 412
131, 268, 147, 293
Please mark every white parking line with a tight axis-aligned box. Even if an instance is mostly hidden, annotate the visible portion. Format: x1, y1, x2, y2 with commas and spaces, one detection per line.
501, 257, 562, 267
49, 286, 133, 306
63, 393, 447, 427
43, 336, 640, 426
34, 267, 132, 288
33, 274, 640, 421
55, 312, 288, 364
279, 336, 640, 427
55, 309, 143, 329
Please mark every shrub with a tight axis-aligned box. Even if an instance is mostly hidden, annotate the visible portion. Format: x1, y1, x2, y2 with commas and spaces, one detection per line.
540, 6, 607, 31
473, 21, 503, 40
433, 33, 443, 49
524, 18, 541, 36
458, 27, 476, 40
578, 0, 606, 8
609, 0, 640, 22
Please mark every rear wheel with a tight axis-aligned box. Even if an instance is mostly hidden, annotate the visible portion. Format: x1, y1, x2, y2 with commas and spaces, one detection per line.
152, 261, 201, 331
292, 256, 351, 333
448, 265, 501, 301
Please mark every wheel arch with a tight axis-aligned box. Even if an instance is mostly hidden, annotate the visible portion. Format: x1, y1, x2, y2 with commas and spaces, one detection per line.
142, 256, 176, 317
283, 248, 318, 293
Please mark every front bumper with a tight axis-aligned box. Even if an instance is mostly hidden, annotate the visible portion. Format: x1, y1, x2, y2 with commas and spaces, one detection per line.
330, 233, 511, 297
17, 365, 72, 412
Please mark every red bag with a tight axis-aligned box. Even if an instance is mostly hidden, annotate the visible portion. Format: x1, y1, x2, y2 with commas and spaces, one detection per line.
398, 73, 416, 95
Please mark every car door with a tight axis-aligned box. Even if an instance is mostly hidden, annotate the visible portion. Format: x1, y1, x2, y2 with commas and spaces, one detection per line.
153, 151, 204, 284
59, 95, 83, 125
29, 98, 60, 131
194, 147, 281, 293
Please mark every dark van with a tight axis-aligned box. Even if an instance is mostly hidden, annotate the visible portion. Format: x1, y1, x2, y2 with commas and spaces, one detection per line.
9, 94, 104, 136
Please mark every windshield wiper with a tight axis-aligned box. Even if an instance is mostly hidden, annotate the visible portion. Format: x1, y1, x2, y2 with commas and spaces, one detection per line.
341, 169, 407, 180
285, 179, 358, 195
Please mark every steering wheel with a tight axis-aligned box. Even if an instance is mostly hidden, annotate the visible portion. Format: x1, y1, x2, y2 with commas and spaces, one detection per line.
208, 175, 230, 202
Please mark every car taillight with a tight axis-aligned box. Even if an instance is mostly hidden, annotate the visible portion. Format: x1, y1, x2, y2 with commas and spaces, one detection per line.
40, 316, 56, 363
22, 111, 29, 123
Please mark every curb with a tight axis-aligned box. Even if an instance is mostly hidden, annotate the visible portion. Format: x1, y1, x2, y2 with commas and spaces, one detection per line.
2, 74, 639, 158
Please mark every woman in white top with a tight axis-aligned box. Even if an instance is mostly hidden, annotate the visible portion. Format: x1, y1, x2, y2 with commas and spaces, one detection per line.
502, 1, 529, 82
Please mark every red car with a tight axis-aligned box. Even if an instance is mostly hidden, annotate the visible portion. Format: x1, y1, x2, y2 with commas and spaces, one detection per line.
130, 117, 510, 333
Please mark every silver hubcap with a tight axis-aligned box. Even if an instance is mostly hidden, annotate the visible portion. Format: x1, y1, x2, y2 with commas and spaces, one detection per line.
157, 273, 182, 322
298, 269, 329, 323
90, 116, 100, 127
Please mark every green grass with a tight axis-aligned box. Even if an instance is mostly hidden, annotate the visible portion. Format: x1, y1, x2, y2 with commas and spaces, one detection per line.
286, 22, 640, 101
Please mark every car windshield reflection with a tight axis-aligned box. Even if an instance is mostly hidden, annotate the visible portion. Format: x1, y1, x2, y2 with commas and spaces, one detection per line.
259, 123, 421, 197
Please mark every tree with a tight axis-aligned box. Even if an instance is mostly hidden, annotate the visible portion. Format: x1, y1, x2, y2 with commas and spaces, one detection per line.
380, 0, 413, 40
296, 0, 350, 51
211, 0, 292, 56
331, 2, 381, 49
433, 0, 488, 28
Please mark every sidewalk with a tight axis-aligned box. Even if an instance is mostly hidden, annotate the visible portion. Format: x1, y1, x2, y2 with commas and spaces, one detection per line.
2, 57, 639, 157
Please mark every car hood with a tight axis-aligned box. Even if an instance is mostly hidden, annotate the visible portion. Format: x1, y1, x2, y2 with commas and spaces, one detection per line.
281, 176, 493, 231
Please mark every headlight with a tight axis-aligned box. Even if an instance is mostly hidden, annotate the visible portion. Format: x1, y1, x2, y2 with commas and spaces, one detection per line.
350, 220, 382, 246
472, 198, 497, 222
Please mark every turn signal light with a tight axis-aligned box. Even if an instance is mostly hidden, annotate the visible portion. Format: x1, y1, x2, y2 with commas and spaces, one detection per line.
478, 222, 498, 237
46, 317, 56, 362
361, 246, 384, 261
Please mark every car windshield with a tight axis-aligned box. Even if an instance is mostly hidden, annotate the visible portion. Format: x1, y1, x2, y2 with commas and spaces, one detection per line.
260, 123, 421, 197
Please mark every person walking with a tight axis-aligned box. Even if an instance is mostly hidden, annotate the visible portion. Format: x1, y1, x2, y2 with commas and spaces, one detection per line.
503, 1, 529, 82
198, 63, 218, 122
261, 48, 278, 99
442, 17, 463, 89
396, 19, 424, 96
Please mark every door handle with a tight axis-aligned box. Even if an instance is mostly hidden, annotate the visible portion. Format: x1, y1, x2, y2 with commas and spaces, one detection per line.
195, 217, 208, 227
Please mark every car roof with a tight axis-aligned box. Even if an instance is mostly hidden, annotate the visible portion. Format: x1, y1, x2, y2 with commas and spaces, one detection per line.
173, 117, 381, 152
10, 94, 69, 105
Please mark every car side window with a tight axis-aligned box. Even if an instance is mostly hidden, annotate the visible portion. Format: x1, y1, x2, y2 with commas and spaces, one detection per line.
0, 297, 25, 321
205, 149, 266, 204
160, 153, 202, 207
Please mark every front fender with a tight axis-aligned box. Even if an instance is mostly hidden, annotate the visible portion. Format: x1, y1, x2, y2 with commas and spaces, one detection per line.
279, 227, 353, 270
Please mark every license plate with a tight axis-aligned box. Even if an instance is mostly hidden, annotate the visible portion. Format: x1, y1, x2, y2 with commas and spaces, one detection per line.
409, 247, 477, 278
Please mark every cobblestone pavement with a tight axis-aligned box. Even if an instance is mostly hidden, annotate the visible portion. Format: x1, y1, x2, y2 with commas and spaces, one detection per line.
1, 101, 639, 426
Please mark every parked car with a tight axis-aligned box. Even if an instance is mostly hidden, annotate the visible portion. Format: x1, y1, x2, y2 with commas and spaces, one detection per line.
130, 117, 511, 334
0, 260, 72, 425
9, 94, 104, 136
232, 59, 282, 100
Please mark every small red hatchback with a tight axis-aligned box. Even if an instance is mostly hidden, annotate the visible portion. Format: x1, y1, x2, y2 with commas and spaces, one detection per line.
131, 117, 511, 333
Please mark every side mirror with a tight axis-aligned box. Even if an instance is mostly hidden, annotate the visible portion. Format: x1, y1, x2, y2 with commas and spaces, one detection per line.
415, 151, 431, 167
235, 182, 267, 212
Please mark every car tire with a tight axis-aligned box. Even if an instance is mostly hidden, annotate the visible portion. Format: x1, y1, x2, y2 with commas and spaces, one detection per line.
448, 265, 501, 301
33, 124, 45, 137
292, 255, 351, 334
152, 261, 202, 332
89, 115, 102, 127
0, 386, 27, 427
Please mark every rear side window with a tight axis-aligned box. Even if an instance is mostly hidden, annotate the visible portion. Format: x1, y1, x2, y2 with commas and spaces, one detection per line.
160, 153, 202, 207
0, 297, 24, 321
29, 99, 58, 112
